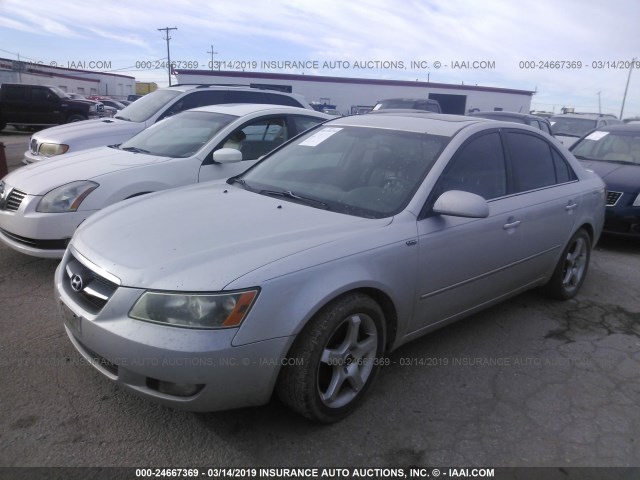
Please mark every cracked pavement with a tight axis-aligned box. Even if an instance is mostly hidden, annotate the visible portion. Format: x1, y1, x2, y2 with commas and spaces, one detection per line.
0, 128, 639, 468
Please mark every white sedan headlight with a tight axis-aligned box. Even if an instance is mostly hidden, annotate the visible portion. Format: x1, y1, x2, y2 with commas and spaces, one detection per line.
38, 143, 70, 157
633, 193, 640, 207
129, 290, 259, 329
37, 181, 98, 213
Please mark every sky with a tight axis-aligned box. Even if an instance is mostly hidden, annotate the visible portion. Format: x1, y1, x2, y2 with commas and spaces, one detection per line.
0, 0, 638, 117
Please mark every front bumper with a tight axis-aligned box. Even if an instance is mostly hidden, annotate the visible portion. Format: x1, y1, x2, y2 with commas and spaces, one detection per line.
604, 195, 640, 237
0, 192, 93, 258
54, 258, 291, 412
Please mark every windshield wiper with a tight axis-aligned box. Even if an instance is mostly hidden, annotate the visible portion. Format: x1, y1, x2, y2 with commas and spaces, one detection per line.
260, 189, 329, 209
121, 146, 151, 154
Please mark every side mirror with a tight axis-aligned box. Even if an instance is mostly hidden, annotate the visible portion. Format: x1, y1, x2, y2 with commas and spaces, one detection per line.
212, 148, 243, 163
433, 190, 489, 218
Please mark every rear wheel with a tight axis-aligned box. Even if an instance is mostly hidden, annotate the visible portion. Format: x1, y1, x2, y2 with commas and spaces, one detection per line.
543, 229, 591, 300
277, 293, 385, 423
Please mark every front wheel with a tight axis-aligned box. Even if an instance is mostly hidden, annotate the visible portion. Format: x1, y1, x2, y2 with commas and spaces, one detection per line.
276, 293, 386, 423
543, 229, 591, 300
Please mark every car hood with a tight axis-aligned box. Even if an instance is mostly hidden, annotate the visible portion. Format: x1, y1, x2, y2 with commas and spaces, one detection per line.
72, 183, 391, 291
31, 118, 144, 145
5, 147, 169, 195
579, 160, 640, 189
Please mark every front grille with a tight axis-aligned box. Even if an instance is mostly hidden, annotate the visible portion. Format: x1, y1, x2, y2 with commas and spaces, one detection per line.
4, 189, 26, 211
0, 228, 69, 250
606, 191, 622, 207
64, 253, 119, 313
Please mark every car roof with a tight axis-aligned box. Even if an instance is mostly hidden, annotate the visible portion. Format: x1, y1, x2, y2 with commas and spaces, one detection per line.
594, 123, 640, 133
188, 103, 328, 117
330, 111, 488, 136
470, 111, 530, 120
551, 113, 612, 120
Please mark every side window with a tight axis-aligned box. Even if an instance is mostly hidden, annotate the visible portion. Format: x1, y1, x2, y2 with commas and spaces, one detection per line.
529, 119, 541, 130
551, 149, 577, 184
32, 88, 54, 102
540, 121, 552, 135
3, 86, 26, 100
506, 131, 557, 192
161, 91, 227, 119
291, 115, 325, 134
434, 132, 507, 201
219, 117, 288, 160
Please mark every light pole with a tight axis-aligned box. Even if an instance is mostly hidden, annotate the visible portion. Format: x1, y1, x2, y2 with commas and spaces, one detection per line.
158, 27, 178, 86
620, 57, 636, 120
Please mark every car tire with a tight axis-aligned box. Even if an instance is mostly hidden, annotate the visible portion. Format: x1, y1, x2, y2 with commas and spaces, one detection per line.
543, 228, 591, 300
66, 114, 86, 123
276, 293, 386, 423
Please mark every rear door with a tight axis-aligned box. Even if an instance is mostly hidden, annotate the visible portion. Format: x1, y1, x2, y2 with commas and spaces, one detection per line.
502, 129, 581, 278
29, 86, 60, 124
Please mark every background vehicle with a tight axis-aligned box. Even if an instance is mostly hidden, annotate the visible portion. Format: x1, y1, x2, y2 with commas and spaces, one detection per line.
0, 104, 330, 258
570, 123, 640, 237
0, 84, 101, 132
23, 84, 313, 163
54, 112, 604, 422
469, 111, 553, 135
550, 113, 623, 147
372, 98, 442, 113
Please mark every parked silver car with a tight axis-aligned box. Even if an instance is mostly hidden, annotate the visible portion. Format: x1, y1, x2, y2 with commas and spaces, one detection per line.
55, 112, 605, 422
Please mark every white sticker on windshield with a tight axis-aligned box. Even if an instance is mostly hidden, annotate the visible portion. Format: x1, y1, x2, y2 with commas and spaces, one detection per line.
299, 127, 343, 146
550, 121, 556, 125
585, 131, 609, 141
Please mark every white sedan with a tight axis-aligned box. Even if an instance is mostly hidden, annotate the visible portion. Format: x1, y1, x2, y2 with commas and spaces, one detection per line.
0, 104, 329, 258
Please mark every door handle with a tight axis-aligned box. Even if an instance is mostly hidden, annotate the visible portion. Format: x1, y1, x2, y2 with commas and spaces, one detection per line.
503, 220, 521, 229
565, 202, 578, 211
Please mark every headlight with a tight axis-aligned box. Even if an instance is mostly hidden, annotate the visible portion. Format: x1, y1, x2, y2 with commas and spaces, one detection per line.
89, 104, 97, 112
129, 290, 259, 329
37, 181, 98, 213
38, 143, 69, 157
633, 193, 640, 207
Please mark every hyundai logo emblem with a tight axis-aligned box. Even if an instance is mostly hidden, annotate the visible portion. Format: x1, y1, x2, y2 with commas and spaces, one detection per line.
70, 274, 84, 292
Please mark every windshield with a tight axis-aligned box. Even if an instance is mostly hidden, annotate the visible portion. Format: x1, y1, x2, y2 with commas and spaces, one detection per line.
238, 125, 449, 218
571, 130, 640, 164
116, 89, 183, 122
119, 111, 237, 158
550, 117, 597, 137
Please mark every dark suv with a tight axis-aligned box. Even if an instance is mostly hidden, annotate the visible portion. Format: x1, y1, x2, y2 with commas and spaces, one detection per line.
0, 84, 102, 131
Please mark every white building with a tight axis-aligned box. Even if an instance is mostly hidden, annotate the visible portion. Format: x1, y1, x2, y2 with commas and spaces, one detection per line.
175, 69, 534, 115
0, 58, 135, 100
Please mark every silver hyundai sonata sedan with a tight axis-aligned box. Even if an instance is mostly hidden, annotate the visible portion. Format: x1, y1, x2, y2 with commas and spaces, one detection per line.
55, 112, 605, 422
